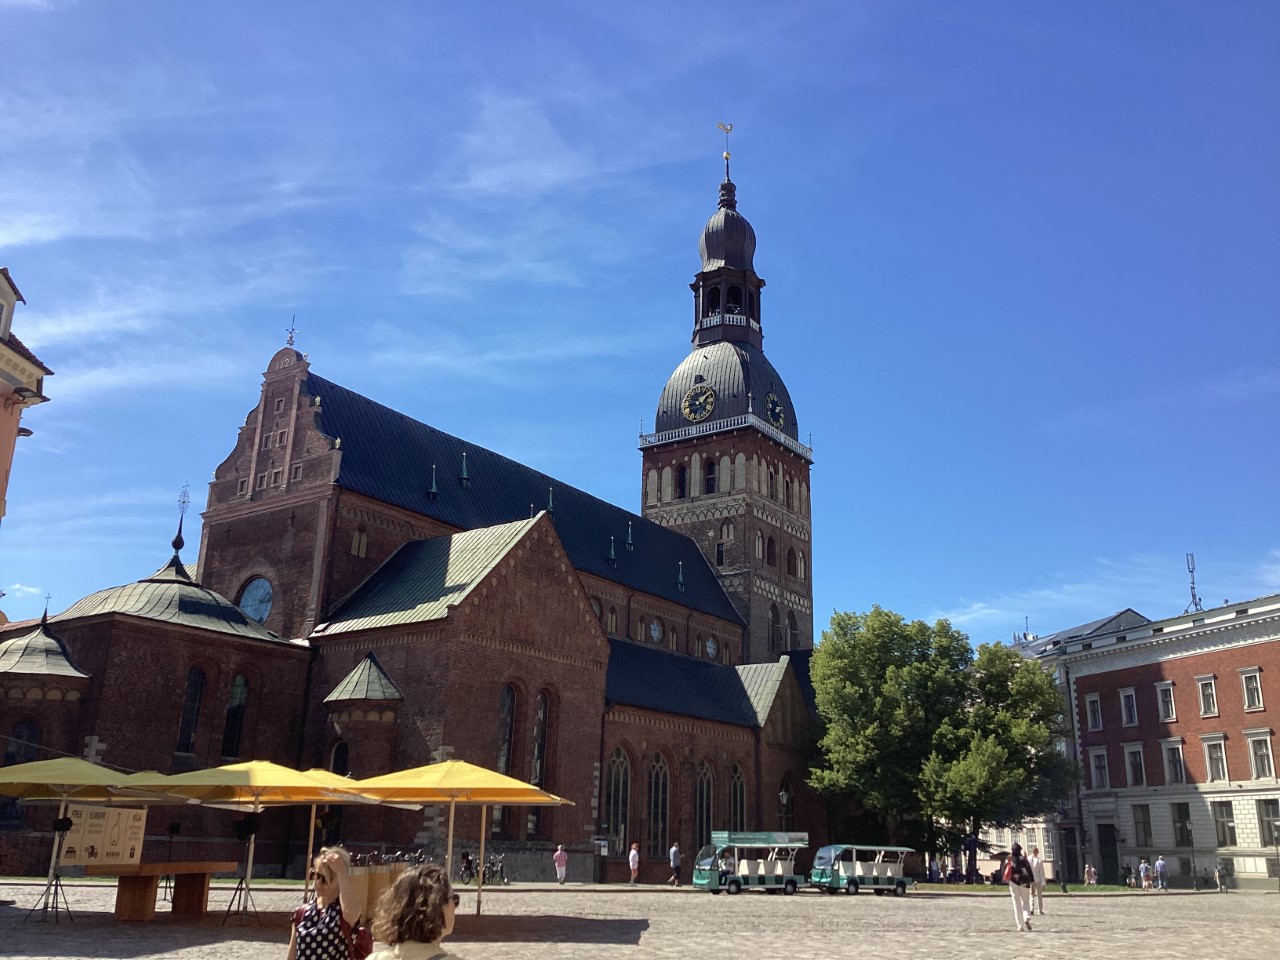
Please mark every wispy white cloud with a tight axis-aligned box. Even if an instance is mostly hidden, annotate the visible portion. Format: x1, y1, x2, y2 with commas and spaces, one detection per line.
5, 583, 42, 597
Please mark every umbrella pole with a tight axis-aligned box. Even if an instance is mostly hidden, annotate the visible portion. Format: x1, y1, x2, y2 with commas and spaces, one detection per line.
42, 796, 68, 915
475, 805, 487, 916
302, 804, 317, 902
445, 799, 456, 881
241, 801, 260, 923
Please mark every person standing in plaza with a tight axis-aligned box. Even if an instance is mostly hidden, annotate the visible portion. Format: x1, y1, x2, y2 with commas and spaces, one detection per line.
1005, 842, 1035, 932
1138, 858, 1151, 891
1028, 845, 1046, 915
552, 844, 568, 885
628, 842, 640, 886
369, 863, 461, 960
288, 847, 360, 960
1154, 855, 1168, 891
667, 841, 682, 886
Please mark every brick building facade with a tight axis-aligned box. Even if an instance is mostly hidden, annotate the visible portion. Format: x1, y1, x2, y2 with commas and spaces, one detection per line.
0, 168, 826, 881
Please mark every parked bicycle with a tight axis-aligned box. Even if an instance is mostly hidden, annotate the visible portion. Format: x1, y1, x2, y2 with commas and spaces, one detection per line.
483, 853, 508, 886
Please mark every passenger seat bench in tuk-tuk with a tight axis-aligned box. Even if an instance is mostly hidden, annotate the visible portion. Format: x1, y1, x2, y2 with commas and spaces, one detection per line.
85, 861, 239, 921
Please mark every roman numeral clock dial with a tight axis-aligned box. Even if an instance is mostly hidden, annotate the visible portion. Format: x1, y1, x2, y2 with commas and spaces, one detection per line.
681, 384, 716, 422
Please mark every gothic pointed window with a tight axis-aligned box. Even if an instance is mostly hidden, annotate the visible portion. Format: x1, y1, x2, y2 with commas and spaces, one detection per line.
694, 761, 714, 850
767, 468, 778, 501
720, 520, 734, 542
604, 747, 630, 856
704, 459, 717, 495
766, 537, 777, 567
769, 605, 781, 655
4, 718, 41, 766
527, 691, 550, 837
221, 674, 249, 758
608, 607, 618, 634
798, 552, 807, 582
648, 754, 670, 859
493, 685, 517, 836
787, 612, 799, 651
755, 530, 763, 561
786, 547, 797, 577
730, 765, 747, 831
176, 666, 206, 754
676, 466, 688, 499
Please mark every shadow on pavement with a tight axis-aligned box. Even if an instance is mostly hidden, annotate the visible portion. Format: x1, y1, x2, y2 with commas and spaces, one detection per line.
451, 914, 650, 945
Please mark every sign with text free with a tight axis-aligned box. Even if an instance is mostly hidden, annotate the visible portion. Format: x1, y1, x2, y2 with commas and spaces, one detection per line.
61, 804, 145, 866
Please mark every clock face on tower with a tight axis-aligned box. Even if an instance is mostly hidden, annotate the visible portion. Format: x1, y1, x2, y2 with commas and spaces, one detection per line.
682, 384, 716, 422
764, 393, 785, 429
238, 576, 274, 624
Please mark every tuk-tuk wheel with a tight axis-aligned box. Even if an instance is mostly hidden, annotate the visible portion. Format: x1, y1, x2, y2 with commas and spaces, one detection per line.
783, 880, 797, 895
893, 882, 907, 897
845, 880, 859, 895
727, 879, 742, 895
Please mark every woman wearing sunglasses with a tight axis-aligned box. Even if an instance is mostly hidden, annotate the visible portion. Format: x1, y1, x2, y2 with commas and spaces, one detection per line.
288, 846, 360, 960
370, 864, 461, 960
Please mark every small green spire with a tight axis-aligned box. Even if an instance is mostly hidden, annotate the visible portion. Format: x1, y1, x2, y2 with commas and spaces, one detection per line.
530, 503, 535, 518
429, 463, 438, 498
460, 449, 470, 485
547, 486, 555, 512
677, 561, 685, 591
609, 536, 617, 565
626, 520, 634, 551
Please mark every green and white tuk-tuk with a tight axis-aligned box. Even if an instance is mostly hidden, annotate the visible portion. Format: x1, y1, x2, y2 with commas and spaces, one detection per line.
808, 844, 914, 896
692, 831, 809, 895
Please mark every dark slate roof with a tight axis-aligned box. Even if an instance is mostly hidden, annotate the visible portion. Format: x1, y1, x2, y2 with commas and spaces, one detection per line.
314, 517, 536, 636
1017, 609, 1151, 658
307, 374, 742, 624
605, 638, 760, 728
1, 331, 52, 375
699, 178, 756, 273
653, 341, 799, 441
0, 615, 88, 678
55, 551, 288, 644
325, 653, 404, 702
785, 647, 818, 718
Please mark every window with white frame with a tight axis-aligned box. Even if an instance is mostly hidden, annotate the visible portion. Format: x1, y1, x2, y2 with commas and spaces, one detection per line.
1245, 728, 1274, 779
1042, 829, 1054, 859
1201, 734, 1228, 782
1197, 675, 1218, 717
1161, 738, 1185, 784
1089, 747, 1110, 789
1156, 681, 1177, 722
1240, 668, 1264, 711
1133, 803, 1153, 847
1211, 800, 1237, 846
1120, 687, 1138, 727
1026, 827, 1038, 850
1124, 742, 1145, 787
1258, 798, 1280, 846
1086, 693, 1103, 731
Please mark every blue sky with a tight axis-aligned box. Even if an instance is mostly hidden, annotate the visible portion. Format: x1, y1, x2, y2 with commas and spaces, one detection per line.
2, 1, 1278, 642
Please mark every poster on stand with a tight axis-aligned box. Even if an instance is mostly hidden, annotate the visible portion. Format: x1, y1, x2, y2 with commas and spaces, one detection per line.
61, 804, 145, 866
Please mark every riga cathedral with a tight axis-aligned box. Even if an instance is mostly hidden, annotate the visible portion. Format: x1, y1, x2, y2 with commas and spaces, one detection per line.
0, 161, 823, 881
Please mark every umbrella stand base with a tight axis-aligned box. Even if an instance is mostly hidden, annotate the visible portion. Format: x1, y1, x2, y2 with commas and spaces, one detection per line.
25, 873, 73, 925
222, 877, 259, 926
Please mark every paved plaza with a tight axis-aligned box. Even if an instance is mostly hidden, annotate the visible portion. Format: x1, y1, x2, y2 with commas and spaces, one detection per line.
2, 881, 1277, 959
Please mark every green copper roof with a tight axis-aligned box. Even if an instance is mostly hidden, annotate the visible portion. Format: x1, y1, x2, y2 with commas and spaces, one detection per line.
314, 515, 540, 636
735, 657, 790, 725
0, 615, 88, 678
324, 652, 403, 703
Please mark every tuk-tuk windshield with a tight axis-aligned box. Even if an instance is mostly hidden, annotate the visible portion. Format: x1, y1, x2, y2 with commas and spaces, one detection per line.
813, 845, 843, 869
695, 844, 720, 869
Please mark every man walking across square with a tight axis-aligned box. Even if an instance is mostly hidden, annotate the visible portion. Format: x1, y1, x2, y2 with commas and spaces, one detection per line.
1005, 842, 1035, 932
667, 841, 682, 886
1154, 855, 1168, 891
1028, 845, 1046, 915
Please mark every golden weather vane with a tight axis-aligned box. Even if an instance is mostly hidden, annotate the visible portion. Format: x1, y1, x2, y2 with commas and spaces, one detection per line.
717, 121, 734, 178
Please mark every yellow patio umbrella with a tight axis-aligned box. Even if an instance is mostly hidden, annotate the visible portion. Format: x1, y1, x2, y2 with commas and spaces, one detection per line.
0, 757, 136, 920
353, 760, 574, 914
123, 761, 365, 922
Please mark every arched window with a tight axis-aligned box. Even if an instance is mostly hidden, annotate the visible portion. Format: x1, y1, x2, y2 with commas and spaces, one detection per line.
727, 285, 742, 312
694, 634, 703, 659
730, 765, 747, 831
648, 754, 669, 859
176, 666, 206, 753
720, 520, 734, 542
722, 642, 733, 665
705, 286, 721, 316
330, 740, 349, 775
493, 685, 517, 836
798, 552, 807, 582
4, 718, 41, 766
755, 530, 763, 561
637, 616, 646, 641
350, 526, 368, 558
608, 607, 618, 634
220, 674, 249, 758
694, 761, 714, 850
604, 747, 630, 856
747, 290, 756, 316
676, 466, 688, 499
704, 459, 717, 495
669, 627, 678, 650
527, 691, 550, 836
766, 537, 777, 567
787, 612, 799, 652
767, 468, 778, 501
769, 605, 781, 656
786, 547, 797, 577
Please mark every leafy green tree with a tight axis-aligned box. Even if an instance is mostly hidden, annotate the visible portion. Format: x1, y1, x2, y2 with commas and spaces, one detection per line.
809, 606, 972, 843
919, 642, 1079, 876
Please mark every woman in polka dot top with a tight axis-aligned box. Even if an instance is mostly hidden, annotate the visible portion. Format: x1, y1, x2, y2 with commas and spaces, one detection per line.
288, 846, 360, 960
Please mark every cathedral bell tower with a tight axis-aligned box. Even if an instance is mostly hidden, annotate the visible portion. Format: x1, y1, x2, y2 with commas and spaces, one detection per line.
640, 153, 814, 663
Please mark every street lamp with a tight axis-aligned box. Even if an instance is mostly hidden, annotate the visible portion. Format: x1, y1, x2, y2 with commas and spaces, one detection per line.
1271, 820, 1280, 894
1183, 820, 1197, 891
778, 788, 789, 829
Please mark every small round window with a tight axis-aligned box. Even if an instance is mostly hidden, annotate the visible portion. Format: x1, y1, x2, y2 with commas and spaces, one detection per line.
239, 576, 274, 624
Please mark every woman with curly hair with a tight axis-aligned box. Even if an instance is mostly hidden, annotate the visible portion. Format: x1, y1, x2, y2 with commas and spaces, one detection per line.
370, 863, 461, 960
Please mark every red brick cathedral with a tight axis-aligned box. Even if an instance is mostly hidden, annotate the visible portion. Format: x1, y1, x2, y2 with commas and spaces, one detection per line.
0, 167, 823, 881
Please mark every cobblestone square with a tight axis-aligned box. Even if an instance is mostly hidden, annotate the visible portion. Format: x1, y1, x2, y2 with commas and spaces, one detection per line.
3, 882, 1279, 959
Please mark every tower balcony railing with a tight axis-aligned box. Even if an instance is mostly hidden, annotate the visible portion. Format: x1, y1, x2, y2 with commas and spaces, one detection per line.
698, 312, 761, 332
639, 413, 813, 461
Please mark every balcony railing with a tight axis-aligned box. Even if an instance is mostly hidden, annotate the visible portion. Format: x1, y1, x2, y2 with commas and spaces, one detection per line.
640, 413, 813, 461
698, 312, 761, 332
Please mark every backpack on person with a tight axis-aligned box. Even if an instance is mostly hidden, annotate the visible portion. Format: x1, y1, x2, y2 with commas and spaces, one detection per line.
1001, 859, 1013, 883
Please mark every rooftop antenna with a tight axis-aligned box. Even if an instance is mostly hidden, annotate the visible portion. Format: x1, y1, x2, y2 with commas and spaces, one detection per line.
285, 315, 297, 348
717, 121, 733, 180
1185, 553, 1203, 614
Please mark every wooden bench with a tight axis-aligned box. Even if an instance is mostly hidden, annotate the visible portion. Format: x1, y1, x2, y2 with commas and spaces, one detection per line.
85, 861, 239, 921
